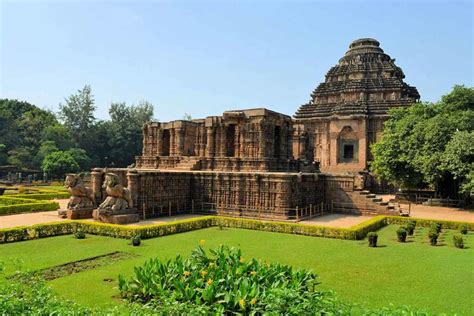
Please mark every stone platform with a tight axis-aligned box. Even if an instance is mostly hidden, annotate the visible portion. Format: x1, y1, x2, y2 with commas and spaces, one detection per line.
92, 208, 139, 224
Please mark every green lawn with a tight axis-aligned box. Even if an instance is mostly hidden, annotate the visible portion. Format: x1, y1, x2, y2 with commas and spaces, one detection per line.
0, 225, 473, 314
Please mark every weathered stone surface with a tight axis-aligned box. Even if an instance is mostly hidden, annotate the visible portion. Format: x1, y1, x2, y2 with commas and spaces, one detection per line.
293, 38, 419, 173
88, 38, 415, 221
65, 174, 95, 211
66, 208, 93, 220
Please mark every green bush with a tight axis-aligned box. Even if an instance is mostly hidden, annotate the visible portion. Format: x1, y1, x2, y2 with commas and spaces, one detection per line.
385, 216, 473, 231
130, 234, 141, 246
406, 220, 416, 236
74, 230, 85, 239
367, 232, 378, 247
428, 230, 439, 246
396, 227, 407, 242
0, 196, 59, 216
431, 222, 442, 233
119, 245, 352, 314
453, 234, 464, 249
460, 224, 468, 235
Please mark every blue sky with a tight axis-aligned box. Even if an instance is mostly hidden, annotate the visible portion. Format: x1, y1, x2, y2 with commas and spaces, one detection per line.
1, 0, 472, 121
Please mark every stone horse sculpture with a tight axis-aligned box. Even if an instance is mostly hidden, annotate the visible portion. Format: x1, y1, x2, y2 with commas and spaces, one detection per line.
94, 173, 138, 224
60, 173, 95, 219
98, 173, 133, 212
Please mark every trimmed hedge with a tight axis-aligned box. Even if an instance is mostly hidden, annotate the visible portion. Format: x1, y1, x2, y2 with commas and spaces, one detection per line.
213, 216, 387, 240
0, 196, 60, 216
0, 214, 471, 244
385, 216, 474, 231
13, 192, 70, 200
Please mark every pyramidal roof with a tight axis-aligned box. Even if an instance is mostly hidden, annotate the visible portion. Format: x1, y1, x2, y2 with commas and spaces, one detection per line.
294, 38, 420, 120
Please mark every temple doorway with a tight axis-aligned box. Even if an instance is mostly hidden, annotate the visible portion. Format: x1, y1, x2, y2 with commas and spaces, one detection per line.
226, 125, 236, 157
274, 126, 281, 158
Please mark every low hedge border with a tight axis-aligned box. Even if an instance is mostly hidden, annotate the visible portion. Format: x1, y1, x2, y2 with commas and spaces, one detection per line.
0, 214, 471, 244
0, 196, 60, 216
384, 216, 474, 231
12, 192, 70, 200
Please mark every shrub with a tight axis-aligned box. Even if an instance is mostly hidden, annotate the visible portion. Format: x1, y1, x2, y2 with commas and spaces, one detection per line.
428, 230, 439, 246
367, 232, 378, 247
431, 222, 442, 233
406, 221, 416, 236
460, 224, 468, 235
396, 227, 407, 242
453, 235, 464, 249
131, 234, 141, 246
0, 196, 59, 216
74, 230, 85, 239
385, 216, 473, 231
119, 245, 352, 314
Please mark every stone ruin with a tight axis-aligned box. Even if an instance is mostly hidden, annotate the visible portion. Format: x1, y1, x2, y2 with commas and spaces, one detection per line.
85, 38, 418, 222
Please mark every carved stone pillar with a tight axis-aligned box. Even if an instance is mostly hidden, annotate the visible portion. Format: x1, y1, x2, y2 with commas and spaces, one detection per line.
170, 129, 176, 156
91, 168, 104, 205
219, 126, 227, 157
206, 127, 215, 157
127, 169, 139, 209
176, 128, 185, 156
156, 129, 163, 156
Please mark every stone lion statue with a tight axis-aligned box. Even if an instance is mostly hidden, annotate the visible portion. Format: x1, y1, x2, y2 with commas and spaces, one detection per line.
98, 173, 133, 212
65, 173, 94, 210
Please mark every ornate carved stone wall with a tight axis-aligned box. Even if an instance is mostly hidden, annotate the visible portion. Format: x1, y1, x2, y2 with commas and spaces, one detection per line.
137, 108, 298, 172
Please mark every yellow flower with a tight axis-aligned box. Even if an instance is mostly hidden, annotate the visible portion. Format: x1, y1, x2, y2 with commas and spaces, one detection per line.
183, 271, 190, 277
199, 239, 206, 246
207, 278, 213, 286
200, 270, 208, 277
239, 298, 245, 308
250, 271, 256, 276
250, 298, 257, 305
239, 257, 245, 263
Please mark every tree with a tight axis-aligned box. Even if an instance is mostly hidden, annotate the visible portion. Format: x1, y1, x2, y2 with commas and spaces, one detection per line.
371, 85, 474, 197
34, 141, 59, 167
41, 124, 74, 150
66, 148, 91, 171
183, 113, 192, 120
0, 144, 8, 165
106, 101, 154, 167
58, 85, 96, 149
41, 151, 80, 177
7, 147, 34, 169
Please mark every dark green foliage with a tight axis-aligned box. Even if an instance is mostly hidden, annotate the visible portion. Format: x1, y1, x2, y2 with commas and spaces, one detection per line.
431, 222, 442, 234
460, 224, 468, 235
371, 86, 474, 197
0, 274, 94, 314
367, 232, 378, 247
428, 230, 439, 246
453, 235, 464, 249
131, 234, 141, 246
396, 227, 407, 242
119, 245, 351, 314
41, 151, 80, 177
74, 229, 86, 239
406, 220, 416, 236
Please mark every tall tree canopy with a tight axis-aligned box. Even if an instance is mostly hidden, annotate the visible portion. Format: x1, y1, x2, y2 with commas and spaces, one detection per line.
0, 87, 155, 175
371, 85, 474, 197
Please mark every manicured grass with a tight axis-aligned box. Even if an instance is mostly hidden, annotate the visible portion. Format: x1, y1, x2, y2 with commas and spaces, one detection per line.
0, 225, 472, 314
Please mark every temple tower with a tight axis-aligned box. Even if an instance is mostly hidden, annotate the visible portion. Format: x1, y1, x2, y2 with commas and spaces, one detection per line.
293, 38, 420, 173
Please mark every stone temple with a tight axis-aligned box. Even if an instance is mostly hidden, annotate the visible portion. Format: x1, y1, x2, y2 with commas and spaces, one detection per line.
293, 38, 419, 173
91, 38, 419, 221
